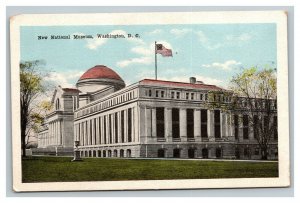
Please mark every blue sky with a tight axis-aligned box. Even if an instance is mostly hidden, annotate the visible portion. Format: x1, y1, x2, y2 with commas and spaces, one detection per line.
20, 23, 277, 88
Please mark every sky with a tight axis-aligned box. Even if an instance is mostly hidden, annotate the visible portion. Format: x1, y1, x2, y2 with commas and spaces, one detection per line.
20, 23, 277, 89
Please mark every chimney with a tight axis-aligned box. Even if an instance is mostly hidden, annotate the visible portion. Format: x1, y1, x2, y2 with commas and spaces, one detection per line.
189, 77, 196, 84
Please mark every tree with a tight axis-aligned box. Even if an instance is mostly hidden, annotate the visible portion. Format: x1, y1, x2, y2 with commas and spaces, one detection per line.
230, 66, 277, 160
20, 60, 46, 157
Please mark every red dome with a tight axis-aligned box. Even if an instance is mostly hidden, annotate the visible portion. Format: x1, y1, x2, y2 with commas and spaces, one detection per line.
79, 65, 123, 81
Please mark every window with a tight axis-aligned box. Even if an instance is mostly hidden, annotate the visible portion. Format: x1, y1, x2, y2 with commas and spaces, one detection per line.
120, 149, 124, 157
201, 110, 208, 138
214, 110, 221, 138
216, 147, 222, 158
205, 94, 208, 101
172, 108, 180, 138
202, 148, 208, 158
156, 90, 159, 97
115, 113, 118, 143
186, 92, 189, 99
156, 107, 165, 138
149, 89, 152, 97
161, 91, 165, 98
254, 115, 259, 139
234, 115, 239, 140
56, 98, 60, 110
176, 92, 180, 99
254, 148, 259, 155
274, 116, 278, 140
200, 94, 203, 100
188, 148, 195, 158
173, 148, 180, 158
127, 149, 131, 157
243, 115, 249, 139
191, 93, 194, 100
128, 108, 132, 142
109, 115, 112, 144
171, 92, 175, 99
187, 109, 194, 138
158, 149, 165, 158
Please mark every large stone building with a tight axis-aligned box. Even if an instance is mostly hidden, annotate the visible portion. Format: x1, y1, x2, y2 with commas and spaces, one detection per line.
37, 65, 278, 159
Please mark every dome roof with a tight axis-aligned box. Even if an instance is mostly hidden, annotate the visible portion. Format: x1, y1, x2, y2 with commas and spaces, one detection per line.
79, 65, 124, 81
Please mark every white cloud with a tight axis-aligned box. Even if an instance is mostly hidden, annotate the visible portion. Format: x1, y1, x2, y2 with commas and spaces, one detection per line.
196, 31, 222, 50
85, 29, 145, 50
202, 60, 242, 71
116, 56, 152, 68
44, 70, 84, 88
116, 40, 173, 68
225, 33, 252, 42
170, 28, 191, 37
131, 46, 152, 56
147, 29, 162, 35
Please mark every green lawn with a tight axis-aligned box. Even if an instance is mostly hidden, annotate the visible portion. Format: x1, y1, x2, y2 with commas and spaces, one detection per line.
22, 156, 278, 182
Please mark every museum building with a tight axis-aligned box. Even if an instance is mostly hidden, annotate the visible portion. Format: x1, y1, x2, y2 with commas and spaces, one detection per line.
37, 65, 278, 159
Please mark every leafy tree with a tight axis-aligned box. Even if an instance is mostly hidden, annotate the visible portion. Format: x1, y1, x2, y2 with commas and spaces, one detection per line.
205, 66, 277, 160
20, 60, 47, 157
230, 66, 277, 160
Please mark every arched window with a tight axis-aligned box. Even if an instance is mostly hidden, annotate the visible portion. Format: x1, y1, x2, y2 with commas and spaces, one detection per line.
120, 149, 124, 157
108, 150, 112, 157
93, 150, 96, 157
216, 147, 222, 159
98, 150, 101, 157
103, 150, 106, 157
114, 150, 118, 157
173, 148, 180, 158
126, 149, 131, 158
235, 147, 240, 159
158, 149, 165, 158
202, 148, 208, 159
188, 148, 195, 158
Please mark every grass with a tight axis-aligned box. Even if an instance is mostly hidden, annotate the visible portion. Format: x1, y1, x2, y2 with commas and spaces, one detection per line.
22, 156, 278, 182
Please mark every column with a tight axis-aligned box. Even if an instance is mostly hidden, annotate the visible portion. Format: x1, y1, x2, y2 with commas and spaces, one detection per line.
117, 112, 122, 144
106, 115, 110, 144
55, 121, 58, 145
124, 109, 128, 143
111, 114, 115, 144
151, 108, 156, 137
194, 109, 201, 141
100, 117, 104, 144
239, 114, 244, 141
145, 107, 152, 139
165, 107, 172, 142
91, 118, 96, 145
135, 107, 139, 142
179, 108, 187, 141
84, 121, 88, 146
221, 112, 226, 138
207, 110, 215, 139
58, 120, 61, 145
95, 118, 99, 145
132, 107, 136, 142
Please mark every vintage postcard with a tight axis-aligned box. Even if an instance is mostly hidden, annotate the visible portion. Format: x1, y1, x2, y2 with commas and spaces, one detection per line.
10, 11, 290, 191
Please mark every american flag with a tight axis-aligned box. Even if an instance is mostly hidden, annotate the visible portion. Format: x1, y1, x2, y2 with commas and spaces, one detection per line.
155, 44, 173, 57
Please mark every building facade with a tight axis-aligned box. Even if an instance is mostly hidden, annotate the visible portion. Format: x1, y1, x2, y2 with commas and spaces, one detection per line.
37, 65, 278, 159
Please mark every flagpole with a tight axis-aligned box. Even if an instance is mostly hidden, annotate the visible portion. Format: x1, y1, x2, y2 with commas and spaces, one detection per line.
155, 41, 157, 80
